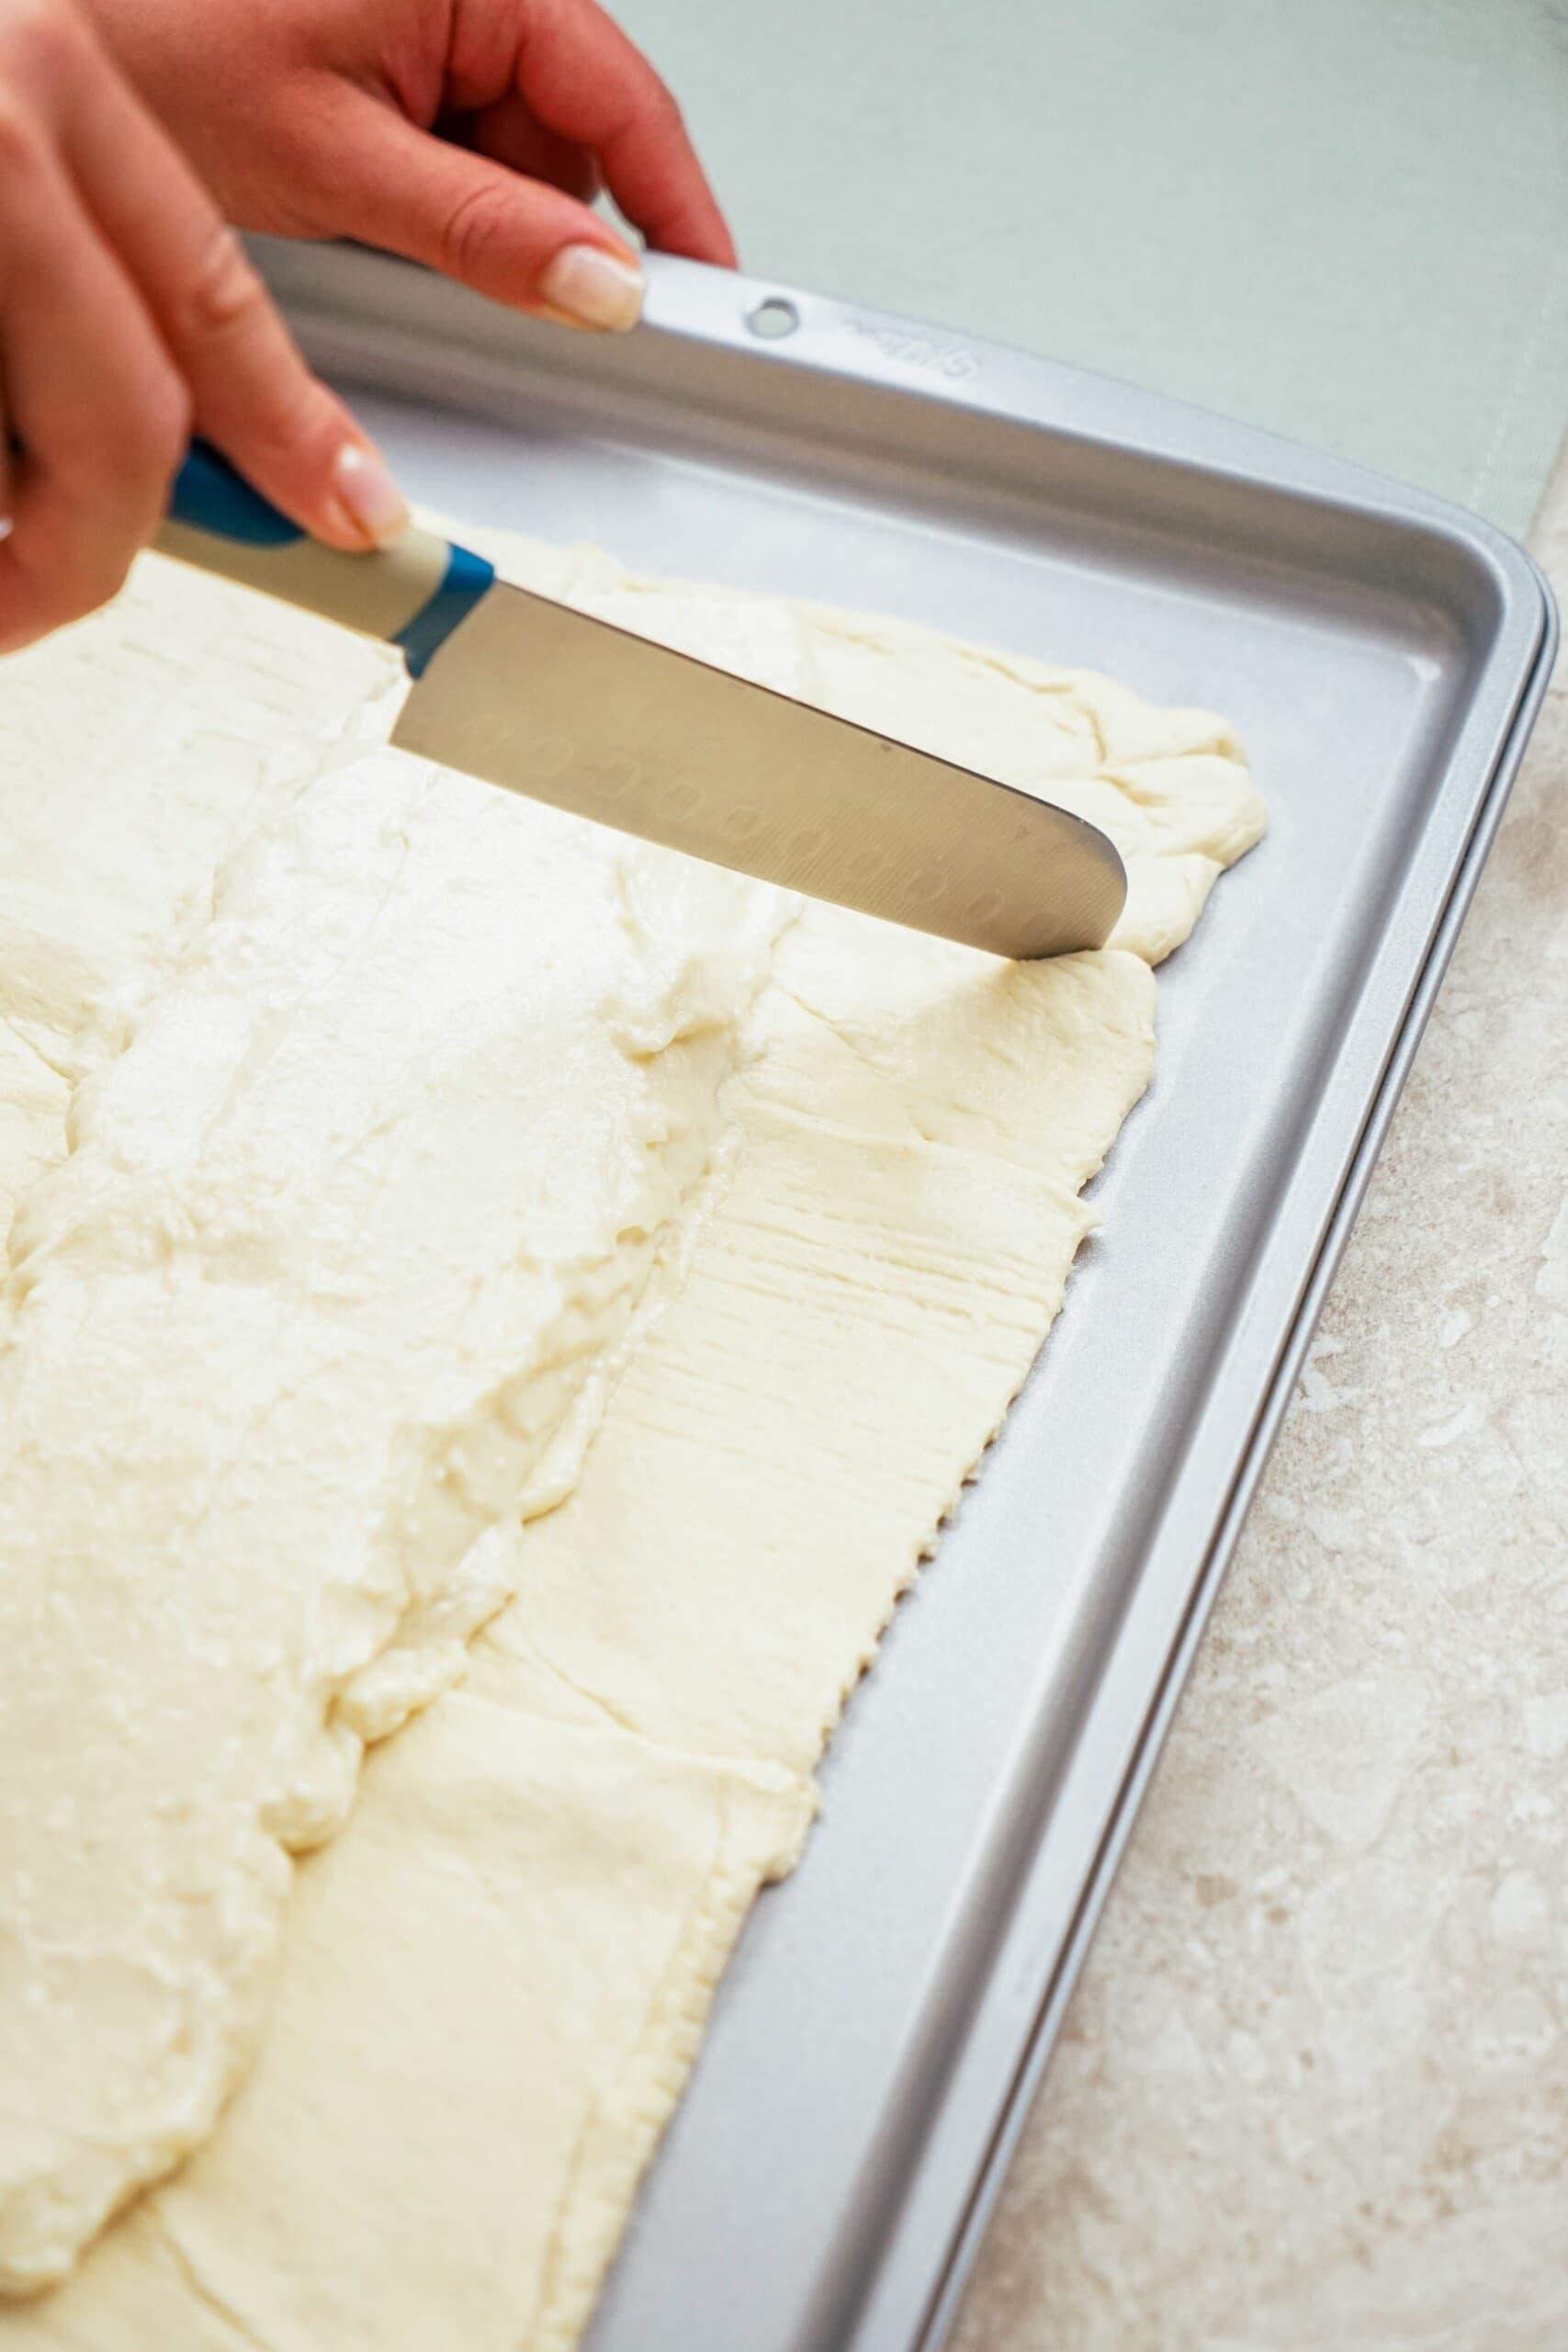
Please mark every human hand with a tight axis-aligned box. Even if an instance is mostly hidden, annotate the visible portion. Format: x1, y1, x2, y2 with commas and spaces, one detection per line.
0, 0, 411, 655
83, 0, 735, 334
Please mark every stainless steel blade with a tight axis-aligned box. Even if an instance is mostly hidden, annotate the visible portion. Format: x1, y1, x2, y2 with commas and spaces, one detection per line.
390, 583, 1126, 957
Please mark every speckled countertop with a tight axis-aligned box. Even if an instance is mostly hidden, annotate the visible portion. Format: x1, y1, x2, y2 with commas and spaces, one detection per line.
539, 26, 1568, 2330
952, 447, 1568, 2352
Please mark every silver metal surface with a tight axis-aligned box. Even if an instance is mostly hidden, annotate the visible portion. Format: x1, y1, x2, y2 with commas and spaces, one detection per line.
400, 582, 1126, 956
253, 236, 1555, 2352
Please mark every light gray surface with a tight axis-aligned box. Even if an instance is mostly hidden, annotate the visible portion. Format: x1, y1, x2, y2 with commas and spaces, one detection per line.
254, 238, 1552, 2352
614, 0, 1568, 539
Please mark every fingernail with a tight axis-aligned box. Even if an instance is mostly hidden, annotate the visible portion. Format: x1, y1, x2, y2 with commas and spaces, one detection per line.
538, 243, 644, 333
332, 444, 410, 549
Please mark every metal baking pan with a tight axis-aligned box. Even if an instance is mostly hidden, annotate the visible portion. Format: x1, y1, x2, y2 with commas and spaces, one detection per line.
249, 235, 1555, 2352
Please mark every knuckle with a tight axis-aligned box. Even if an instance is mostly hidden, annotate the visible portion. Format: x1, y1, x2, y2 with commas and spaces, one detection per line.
181, 226, 268, 345
438, 178, 518, 287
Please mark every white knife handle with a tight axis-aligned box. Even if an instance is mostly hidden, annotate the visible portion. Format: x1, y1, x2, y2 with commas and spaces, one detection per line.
153, 440, 494, 676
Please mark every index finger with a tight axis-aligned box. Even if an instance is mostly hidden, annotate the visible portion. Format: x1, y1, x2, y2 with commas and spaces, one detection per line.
53, 11, 406, 551
505, 0, 736, 264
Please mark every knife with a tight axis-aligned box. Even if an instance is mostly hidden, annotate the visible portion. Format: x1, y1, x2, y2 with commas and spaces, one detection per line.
154, 442, 1126, 959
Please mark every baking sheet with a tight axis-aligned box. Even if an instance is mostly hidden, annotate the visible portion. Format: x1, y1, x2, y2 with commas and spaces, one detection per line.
250, 238, 1555, 2352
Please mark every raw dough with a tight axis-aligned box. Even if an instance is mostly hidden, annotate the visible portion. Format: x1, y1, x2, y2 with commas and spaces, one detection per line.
0, 662, 789, 2290
0, 531, 1262, 2342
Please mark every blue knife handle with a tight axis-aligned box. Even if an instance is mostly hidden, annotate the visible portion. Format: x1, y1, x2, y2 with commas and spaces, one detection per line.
169, 439, 305, 546
157, 439, 494, 678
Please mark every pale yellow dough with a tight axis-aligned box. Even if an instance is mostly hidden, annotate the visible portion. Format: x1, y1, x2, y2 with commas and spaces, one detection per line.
0, 527, 1263, 2345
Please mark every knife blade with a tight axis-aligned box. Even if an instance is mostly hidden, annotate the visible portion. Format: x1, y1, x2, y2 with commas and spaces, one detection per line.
156, 443, 1126, 959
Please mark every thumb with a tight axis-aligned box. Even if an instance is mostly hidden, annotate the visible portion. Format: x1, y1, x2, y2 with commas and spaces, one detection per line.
320, 95, 645, 332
